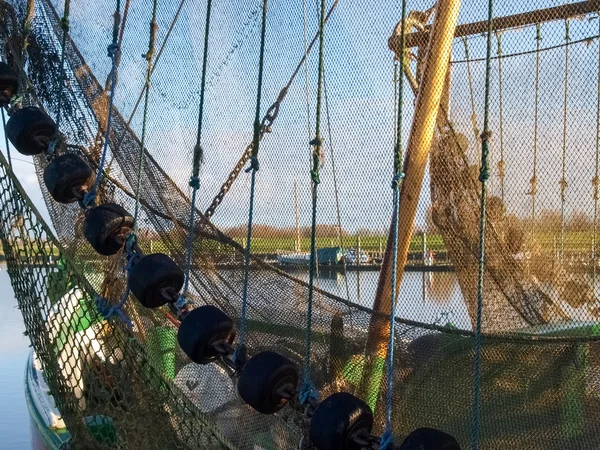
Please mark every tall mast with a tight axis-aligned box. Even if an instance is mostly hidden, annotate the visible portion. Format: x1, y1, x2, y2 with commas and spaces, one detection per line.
294, 180, 301, 252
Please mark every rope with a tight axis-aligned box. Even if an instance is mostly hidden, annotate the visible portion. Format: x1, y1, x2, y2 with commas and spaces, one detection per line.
133, 0, 158, 225
95, 294, 133, 328
14, 0, 34, 105
1, 108, 12, 166
496, 31, 505, 202
381, 2, 407, 448
302, 0, 313, 168
471, 0, 495, 447
179, 0, 213, 311
323, 60, 350, 302
235, 0, 269, 367
560, 19, 570, 263
463, 36, 480, 144
109, 0, 186, 168
82, 0, 122, 208
593, 15, 600, 284
300, 0, 327, 407
53, 0, 71, 133
530, 24, 541, 232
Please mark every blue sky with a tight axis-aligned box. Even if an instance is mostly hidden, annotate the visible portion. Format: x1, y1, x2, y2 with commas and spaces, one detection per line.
6, 0, 600, 235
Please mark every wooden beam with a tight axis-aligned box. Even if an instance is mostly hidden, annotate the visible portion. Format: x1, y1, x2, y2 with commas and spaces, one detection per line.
395, 0, 600, 50
360, 0, 462, 409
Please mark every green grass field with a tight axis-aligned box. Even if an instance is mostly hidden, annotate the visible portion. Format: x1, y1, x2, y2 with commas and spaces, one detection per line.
227, 234, 448, 255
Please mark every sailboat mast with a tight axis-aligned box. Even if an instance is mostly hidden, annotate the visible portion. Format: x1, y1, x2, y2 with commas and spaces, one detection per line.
294, 180, 301, 252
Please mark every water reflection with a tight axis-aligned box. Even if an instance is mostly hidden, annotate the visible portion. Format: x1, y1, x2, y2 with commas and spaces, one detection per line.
288, 268, 472, 329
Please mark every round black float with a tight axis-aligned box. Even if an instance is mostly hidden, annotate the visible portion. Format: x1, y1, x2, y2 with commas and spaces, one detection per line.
0, 62, 18, 107
83, 203, 134, 256
237, 351, 298, 414
178, 305, 235, 365
310, 392, 373, 450
44, 153, 95, 204
129, 253, 184, 308
5, 106, 56, 155
397, 427, 461, 450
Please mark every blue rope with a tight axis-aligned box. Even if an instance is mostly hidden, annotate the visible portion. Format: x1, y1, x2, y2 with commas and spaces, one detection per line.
300, 0, 327, 407
179, 180, 199, 309
234, 0, 269, 368
471, 0, 495, 447
95, 293, 133, 328
381, 10, 407, 444
179, 0, 213, 310
83, 37, 121, 208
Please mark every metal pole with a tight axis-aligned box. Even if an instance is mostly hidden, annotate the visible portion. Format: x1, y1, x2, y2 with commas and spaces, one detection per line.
361, 0, 462, 406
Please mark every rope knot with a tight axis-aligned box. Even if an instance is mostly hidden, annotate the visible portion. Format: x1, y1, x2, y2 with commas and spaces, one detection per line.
107, 43, 120, 58
82, 191, 97, 208
124, 233, 139, 271
9, 95, 23, 109
310, 169, 320, 185
391, 172, 405, 189
60, 17, 70, 32
245, 155, 260, 173
95, 296, 132, 328
176, 293, 188, 310
299, 379, 319, 406
480, 130, 492, 143
309, 137, 324, 147
47, 135, 64, 156
232, 344, 248, 371
189, 176, 200, 189
478, 166, 490, 183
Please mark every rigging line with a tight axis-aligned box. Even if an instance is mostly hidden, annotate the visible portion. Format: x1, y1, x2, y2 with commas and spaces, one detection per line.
300, 0, 327, 407
204, 0, 340, 220
471, 0, 495, 447
380, 2, 406, 448
14, 0, 35, 105
82, 0, 122, 208
53, 0, 71, 132
530, 24, 541, 253
593, 14, 600, 284
323, 65, 350, 303
496, 31, 505, 202
451, 33, 599, 64
560, 19, 570, 263
462, 36, 480, 144
132, 0, 159, 227
0, 49, 11, 166
108, 0, 186, 162
180, 0, 213, 308
1, 109, 11, 166
303, 0, 313, 168
236, 0, 269, 362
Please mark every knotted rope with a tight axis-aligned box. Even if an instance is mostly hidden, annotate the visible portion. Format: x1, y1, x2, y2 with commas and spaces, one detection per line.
178, 0, 213, 311
83, 1, 122, 208
234, 0, 269, 368
380, 3, 407, 447
300, 0, 327, 406
471, 0, 495, 447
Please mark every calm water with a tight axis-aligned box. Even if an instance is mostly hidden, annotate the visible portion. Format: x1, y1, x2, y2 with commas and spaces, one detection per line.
0, 264, 31, 450
287, 268, 472, 329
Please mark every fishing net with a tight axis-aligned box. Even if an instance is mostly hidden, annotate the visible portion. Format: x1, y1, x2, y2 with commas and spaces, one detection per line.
1, 0, 600, 448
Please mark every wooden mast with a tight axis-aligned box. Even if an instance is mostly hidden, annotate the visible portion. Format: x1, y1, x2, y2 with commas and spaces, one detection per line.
360, 0, 462, 408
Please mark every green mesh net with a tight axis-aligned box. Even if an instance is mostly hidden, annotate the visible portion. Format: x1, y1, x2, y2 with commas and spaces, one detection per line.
2, 0, 600, 448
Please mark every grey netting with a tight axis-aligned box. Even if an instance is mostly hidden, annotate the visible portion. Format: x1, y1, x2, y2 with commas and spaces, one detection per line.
2, 0, 600, 448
